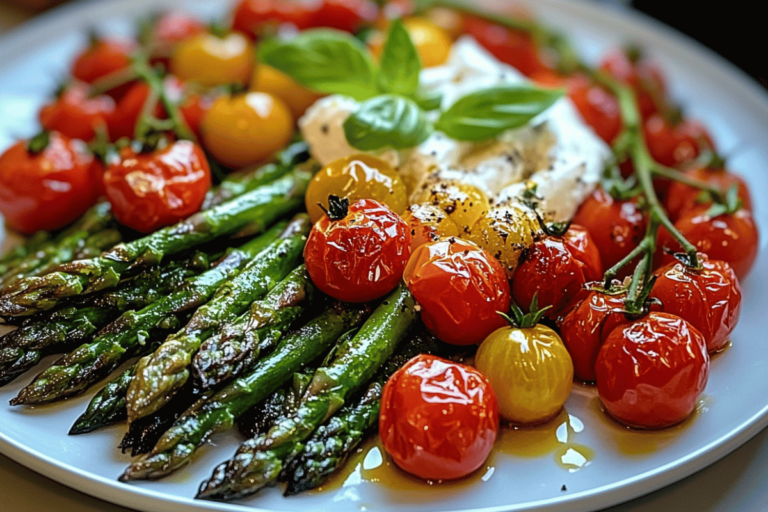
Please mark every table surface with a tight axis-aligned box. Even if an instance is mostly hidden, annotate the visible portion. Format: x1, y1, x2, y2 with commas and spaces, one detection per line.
2, 3, 768, 512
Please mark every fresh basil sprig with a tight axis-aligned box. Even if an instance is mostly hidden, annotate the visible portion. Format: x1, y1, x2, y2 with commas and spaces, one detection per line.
435, 85, 565, 142
344, 95, 431, 150
376, 19, 421, 96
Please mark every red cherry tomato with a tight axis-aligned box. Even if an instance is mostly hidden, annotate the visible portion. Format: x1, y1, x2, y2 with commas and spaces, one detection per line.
462, 15, 547, 77
304, 198, 411, 303
0, 132, 101, 233
599, 48, 666, 119
651, 256, 741, 353
147, 11, 206, 66
404, 238, 510, 346
658, 206, 758, 280
232, 0, 319, 39
557, 290, 630, 382
511, 224, 603, 320
664, 165, 752, 222
71, 38, 135, 97
573, 188, 647, 276
566, 74, 622, 144
314, 0, 379, 32
103, 140, 211, 233
380, 354, 499, 481
595, 312, 709, 429
644, 114, 714, 169
39, 82, 116, 142
164, 77, 212, 140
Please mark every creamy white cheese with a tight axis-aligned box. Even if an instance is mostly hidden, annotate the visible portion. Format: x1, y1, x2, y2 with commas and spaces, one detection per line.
299, 36, 611, 222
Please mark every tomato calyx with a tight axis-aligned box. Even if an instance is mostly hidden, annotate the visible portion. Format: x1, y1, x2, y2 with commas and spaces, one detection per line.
318, 194, 350, 221
499, 294, 551, 329
26, 131, 51, 155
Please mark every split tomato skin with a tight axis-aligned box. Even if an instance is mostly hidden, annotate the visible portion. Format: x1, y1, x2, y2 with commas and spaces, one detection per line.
103, 140, 211, 233
651, 256, 741, 353
39, 82, 116, 142
404, 238, 510, 346
595, 312, 709, 429
304, 198, 411, 303
380, 354, 499, 481
664, 166, 752, 222
0, 133, 101, 234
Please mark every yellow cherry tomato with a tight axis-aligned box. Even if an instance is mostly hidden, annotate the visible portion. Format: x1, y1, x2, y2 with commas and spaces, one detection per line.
171, 32, 254, 87
402, 203, 460, 251
305, 154, 408, 223
469, 204, 543, 278
201, 92, 293, 168
250, 64, 322, 121
369, 17, 452, 68
476, 322, 574, 425
424, 7, 465, 41
412, 180, 490, 232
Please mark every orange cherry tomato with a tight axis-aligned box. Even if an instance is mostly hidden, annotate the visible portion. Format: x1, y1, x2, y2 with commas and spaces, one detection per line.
404, 238, 510, 345
572, 188, 647, 276
511, 224, 603, 320
314, 0, 379, 33
595, 312, 709, 429
664, 165, 752, 222
557, 290, 631, 382
71, 38, 135, 98
643, 114, 714, 169
103, 140, 211, 233
462, 14, 547, 77
599, 48, 666, 119
658, 206, 758, 280
651, 256, 741, 353
38, 82, 115, 142
0, 132, 101, 234
566, 74, 622, 144
304, 198, 411, 303
380, 354, 499, 481
232, 0, 319, 39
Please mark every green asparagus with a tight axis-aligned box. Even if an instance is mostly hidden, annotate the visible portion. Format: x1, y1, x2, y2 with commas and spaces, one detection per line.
197, 285, 418, 501
0, 169, 310, 318
10, 224, 286, 406
237, 370, 314, 440
119, 302, 370, 481
69, 364, 135, 435
0, 232, 51, 278
192, 265, 316, 390
126, 216, 310, 422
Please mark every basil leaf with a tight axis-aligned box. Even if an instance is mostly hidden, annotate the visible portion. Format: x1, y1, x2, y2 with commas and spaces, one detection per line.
259, 29, 378, 101
343, 95, 431, 151
377, 19, 421, 96
413, 87, 443, 111
435, 85, 564, 142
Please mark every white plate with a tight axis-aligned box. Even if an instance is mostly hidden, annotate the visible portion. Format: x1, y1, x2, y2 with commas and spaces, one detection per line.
1, 1, 767, 511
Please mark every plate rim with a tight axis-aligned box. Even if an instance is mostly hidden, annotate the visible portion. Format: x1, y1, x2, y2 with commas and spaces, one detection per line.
1, 1, 767, 511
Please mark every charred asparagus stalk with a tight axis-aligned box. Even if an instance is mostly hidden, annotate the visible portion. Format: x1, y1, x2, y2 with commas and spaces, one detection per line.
237, 372, 312, 440
69, 364, 135, 435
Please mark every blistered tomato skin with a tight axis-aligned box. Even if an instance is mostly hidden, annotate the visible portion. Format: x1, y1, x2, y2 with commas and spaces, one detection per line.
404, 238, 510, 346
651, 257, 741, 353
380, 355, 499, 481
476, 324, 573, 425
402, 204, 460, 252
103, 140, 211, 233
596, 312, 709, 429
664, 166, 752, 222
0, 133, 101, 234
304, 199, 411, 303
304, 154, 408, 224
39, 82, 116, 142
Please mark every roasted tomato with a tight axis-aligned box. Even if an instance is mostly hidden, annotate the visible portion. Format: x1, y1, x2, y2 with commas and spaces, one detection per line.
595, 312, 709, 429
232, 0, 319, 39
572, 188, 647, 276
71, 37, 135, 89
558, 290, 631, 382
644, 114, 714, 168
412, 180, 490, 231
170, 32, 254, 88
599, 48, 666, 119
658, 206, 758, 280
651, 256, 741, 353
566, 74, 622, 144
250, 64, 322, 121
304, 197, 411, 302
402, 204, 460, 252
201, 92, 293, 168
103, 140, 211, 233
462, 14, 545, 76
404, 238, 510, 345
38, 82, 115, 142
380, 354, 499, 480
511, 224, 603, 319
476, 317, 573, 424
304, 154, 407, 223
664, 164, 752, 221
469, 204, 543, 279
0, 132, 101, 233
314, 0, 379, 33
146, 11, 206, 66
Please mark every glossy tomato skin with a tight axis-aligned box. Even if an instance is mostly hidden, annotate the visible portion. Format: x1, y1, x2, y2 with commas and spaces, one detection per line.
39, 82, 116, 142
658, 206, 759, 280
651, 256, 741, 353
572, 188, 647, 275
599, 49, 666, 119
314, 0, 379, 33
0, 133, 101, 233
644, 114, 714, 169
404, 238, 510, 346
664, 166, 752, 222
380, 355, 499, 481
304, 199, 411, 303
232, 0, 319, 39
71, 38, 135, 98
557, 291, 631, 382
462, 15, 546, 77
103, 140, 211, 233
566, 74, 622, 144
595, 312, 709, 429
562, 224, 604, 281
